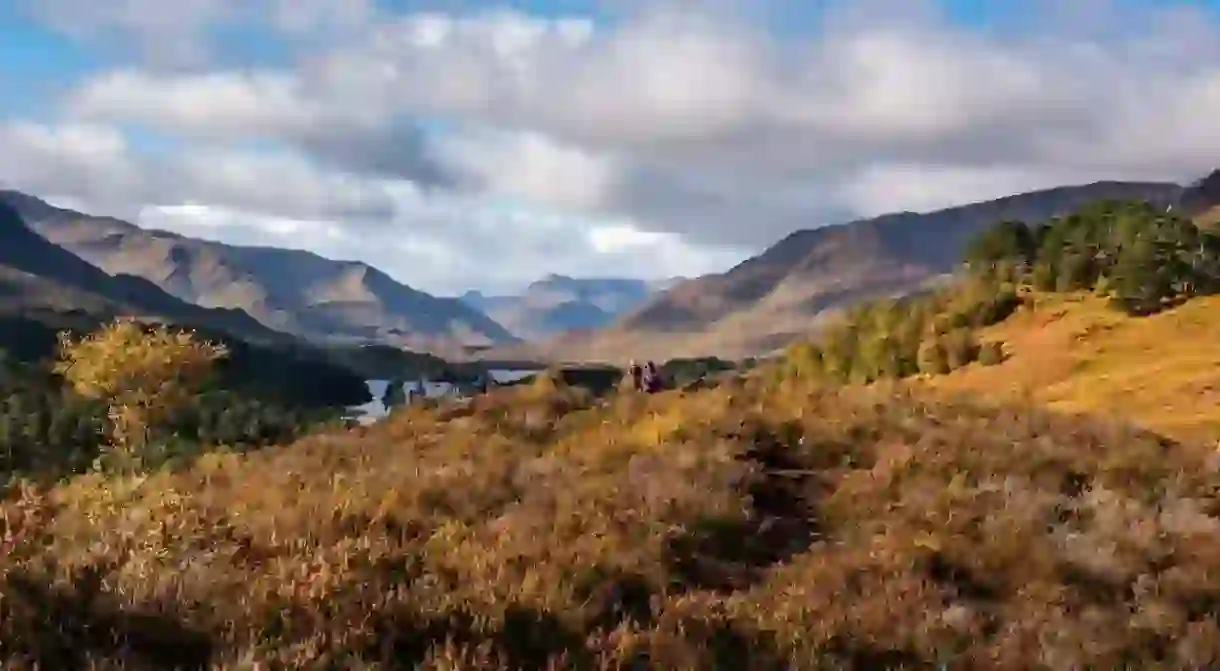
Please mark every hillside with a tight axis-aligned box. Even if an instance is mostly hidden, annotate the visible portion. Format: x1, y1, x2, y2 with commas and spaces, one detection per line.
0, 200, 372, 408
459, 274, 679, 339
502, 180, 1181, 363
8, 366, 1220, 667
774, 196, 1220, 439
917, 292, 1220, 442
0, 200, 287, 345
1179, 168, 1220, 228
0, 191, 517, 352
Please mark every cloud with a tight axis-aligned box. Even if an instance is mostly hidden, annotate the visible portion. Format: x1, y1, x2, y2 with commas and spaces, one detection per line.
0, 122, 146, 216
24, 0, 372, 66
431, 128, 621, 212
170, 149, 400, 221
24, 0, 232, 66
71, 69, 454, 187
72, 70, 316, 138
62, 2, 1220, 248
0, 119, 742, 294
133, 198, 741, 296
14, 0, 1220, 292
0, 121, 397, 222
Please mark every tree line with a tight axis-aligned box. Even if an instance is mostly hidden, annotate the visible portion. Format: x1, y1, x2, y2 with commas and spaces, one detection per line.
783, 282, 1014, 384
964, 199, 1220, 315
784, 199, 1218, 384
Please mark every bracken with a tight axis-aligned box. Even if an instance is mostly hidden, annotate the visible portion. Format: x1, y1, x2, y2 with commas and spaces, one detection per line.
3, 377, 1220, 669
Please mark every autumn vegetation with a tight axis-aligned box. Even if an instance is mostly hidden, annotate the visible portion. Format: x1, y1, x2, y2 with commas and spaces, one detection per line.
783, 199, 1220, 386
0, 321, 344, 481
6, 199, 1220, 668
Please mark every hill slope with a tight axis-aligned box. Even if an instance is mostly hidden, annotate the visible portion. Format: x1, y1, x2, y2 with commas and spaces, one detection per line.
0, 191, 517, 351
459, 274, 679, 339
0, 199, 288, 344
504, 180, 1181, 362
0, 200, 373, 407
1179, 168, 1220, 227
918, 292, 1220, 442
7, 362, 1220, 667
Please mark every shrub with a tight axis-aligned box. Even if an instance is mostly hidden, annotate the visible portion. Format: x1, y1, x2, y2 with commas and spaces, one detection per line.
942, 328, 979, 370
52, 318, 227, 470
917, 339, 950, 375
978, 341, 1005, 366
5, 381, 1220, 668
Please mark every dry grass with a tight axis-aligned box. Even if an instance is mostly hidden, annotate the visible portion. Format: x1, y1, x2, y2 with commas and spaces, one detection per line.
5, 366, 1220, 669
918, 291, 1220, 442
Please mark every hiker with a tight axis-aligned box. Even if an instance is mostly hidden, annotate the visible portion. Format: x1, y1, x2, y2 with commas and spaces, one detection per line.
627, 360, 643, 392
642, 361, 663, 393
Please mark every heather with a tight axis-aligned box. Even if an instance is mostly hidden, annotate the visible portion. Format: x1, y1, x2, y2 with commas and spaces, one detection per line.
5, 372, 1220, 669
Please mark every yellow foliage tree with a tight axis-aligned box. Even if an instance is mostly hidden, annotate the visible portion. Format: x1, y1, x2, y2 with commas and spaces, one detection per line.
53, 318, 228, 463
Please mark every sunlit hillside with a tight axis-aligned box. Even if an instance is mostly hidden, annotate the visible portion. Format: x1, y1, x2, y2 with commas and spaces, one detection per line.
918, 292, 1220, 442
6, 371, 1220, 668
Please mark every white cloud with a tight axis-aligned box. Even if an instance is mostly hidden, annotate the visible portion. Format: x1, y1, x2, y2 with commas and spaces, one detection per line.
267, 0, 370, 35
0, 121, 398, 222
432, 128, 621, 212
835, 165, 1105, 218
133, 197, 742, 296
0, 118, 743, 294
171, 149, 399, 220
24, 0, 372, 66
25, 0, 232, 65
0, 122, 145, 214
72, 70, 320, 139
14, 0, 1220, 293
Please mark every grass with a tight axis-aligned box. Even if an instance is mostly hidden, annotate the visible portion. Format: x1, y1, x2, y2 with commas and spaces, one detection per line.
918, 291, 1220, 442
6, 364, 1220, 668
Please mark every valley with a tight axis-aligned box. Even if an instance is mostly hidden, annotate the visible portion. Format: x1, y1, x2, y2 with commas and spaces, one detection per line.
12, 2, 1220, 665
6, 187, 1220, 667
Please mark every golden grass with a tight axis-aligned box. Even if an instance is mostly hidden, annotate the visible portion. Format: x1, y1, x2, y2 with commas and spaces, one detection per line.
6, 367, 1220, 668
917, 292, 1220, 442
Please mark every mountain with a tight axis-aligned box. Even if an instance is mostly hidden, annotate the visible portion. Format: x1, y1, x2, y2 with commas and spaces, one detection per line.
458, 274, 680, 339
1179, 169, 1220, 227
0, 191, 517, 353
494, 180, 1183, 363
0, 198, 288, 343
0, 200, 373, 407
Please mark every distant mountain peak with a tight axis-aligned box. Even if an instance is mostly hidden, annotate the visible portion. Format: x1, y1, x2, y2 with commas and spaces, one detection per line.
460, 274, 670, 340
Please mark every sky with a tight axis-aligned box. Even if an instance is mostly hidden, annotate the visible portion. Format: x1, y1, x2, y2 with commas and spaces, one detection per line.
3, 0, 1220, 295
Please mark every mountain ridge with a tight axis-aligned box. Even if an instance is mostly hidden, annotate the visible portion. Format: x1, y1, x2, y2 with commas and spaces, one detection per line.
486, 179, 1185, 363
0, 191, 517, 353
0, 199, 291, 344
